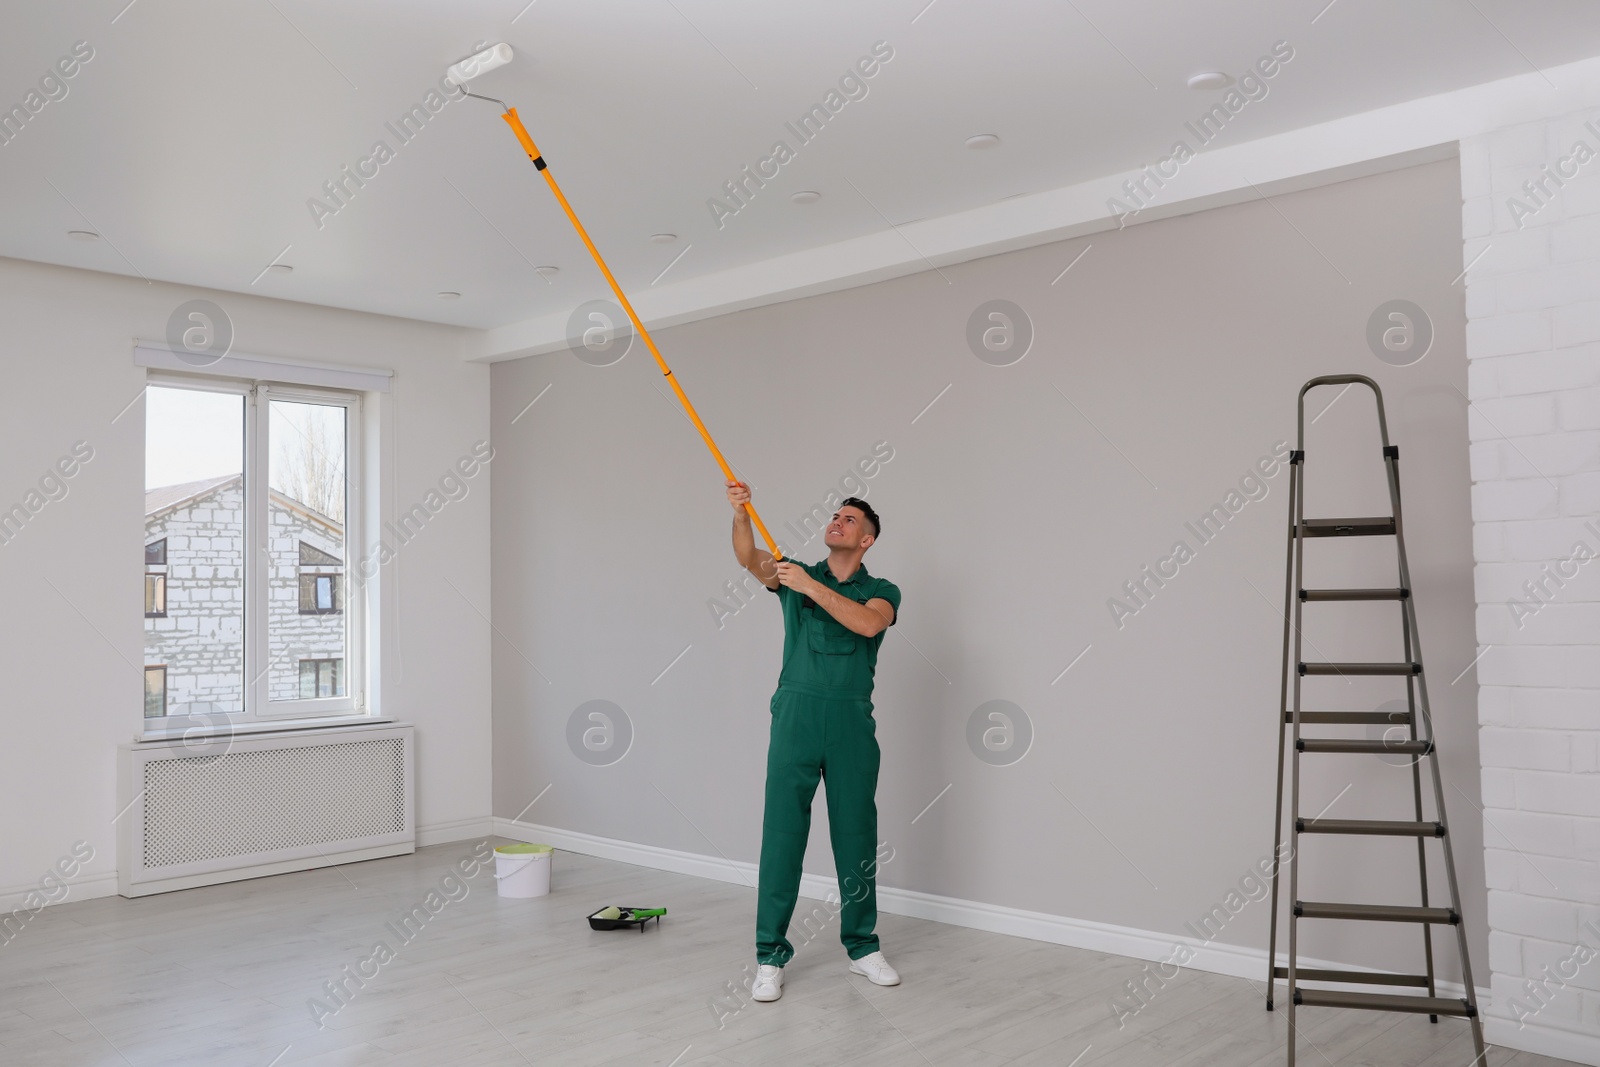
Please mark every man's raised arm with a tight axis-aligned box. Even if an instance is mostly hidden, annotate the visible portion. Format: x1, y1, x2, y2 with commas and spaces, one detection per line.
727, 480, 779, 590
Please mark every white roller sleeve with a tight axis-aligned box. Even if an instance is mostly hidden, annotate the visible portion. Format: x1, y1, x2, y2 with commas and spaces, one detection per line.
446, 43, 513, 85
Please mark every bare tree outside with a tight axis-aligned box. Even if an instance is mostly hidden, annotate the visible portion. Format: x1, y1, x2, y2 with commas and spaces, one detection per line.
271, 401, 346, 523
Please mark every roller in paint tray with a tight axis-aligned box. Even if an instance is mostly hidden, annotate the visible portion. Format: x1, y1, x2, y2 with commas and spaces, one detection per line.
588, 905, 667, 932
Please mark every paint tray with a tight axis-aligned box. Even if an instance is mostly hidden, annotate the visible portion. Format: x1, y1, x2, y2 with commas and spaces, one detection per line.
587, 906, 665, 931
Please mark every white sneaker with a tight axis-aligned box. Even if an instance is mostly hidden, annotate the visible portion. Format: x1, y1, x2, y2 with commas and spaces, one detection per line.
751, 964, 783, 1002
848, 950, 900, 986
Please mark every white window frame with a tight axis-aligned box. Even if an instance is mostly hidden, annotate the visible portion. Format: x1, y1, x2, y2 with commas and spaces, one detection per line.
143, 373, 369, 739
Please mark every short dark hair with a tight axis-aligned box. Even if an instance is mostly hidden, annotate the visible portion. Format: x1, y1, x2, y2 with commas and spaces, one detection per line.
839, 497, 880, 539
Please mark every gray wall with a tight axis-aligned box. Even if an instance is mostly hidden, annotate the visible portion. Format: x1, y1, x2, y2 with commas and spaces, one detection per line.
490, 158, 1484, 982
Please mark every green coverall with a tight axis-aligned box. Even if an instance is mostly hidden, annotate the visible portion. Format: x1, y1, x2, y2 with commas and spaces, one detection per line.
757, 557, 901, 966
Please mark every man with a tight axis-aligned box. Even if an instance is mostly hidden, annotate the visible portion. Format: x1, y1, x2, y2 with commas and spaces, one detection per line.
725, 479, 902, 1003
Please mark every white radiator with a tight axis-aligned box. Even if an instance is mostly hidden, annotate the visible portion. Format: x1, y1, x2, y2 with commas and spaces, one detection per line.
117, 723, 414, 897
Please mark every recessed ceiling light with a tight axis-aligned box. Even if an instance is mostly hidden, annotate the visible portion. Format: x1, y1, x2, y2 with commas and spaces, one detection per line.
790, 190, 821, 204
67, 230, 99, 241
1187, 72, 1233, 90
437, 291, 461, 299
650, 233, 677, 244
965, 134, 1001, 150
534, 265, 560, 278
267, 263, 293, 275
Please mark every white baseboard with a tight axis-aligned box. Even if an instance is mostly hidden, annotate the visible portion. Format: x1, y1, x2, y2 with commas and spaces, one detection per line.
121, 842, 415, 897
418, 815, 495, 847
1, 818, 487, 919
0, 870, 118, 918
1487, 1017, 1600, 1066
494, 817, 1490, 1005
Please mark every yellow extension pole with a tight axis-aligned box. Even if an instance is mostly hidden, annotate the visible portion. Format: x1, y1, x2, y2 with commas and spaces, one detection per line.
500, 107, 785, 562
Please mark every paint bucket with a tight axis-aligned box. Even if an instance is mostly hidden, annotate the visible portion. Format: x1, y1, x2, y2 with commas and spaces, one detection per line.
495, 843, 553, 898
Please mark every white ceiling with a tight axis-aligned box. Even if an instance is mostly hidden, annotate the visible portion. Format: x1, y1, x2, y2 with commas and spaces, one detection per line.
4, 0, 1599, 334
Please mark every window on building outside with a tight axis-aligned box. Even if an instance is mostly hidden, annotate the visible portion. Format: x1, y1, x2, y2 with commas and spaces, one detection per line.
299, 542, 339, 566
144, 666, 166, 718
298, 574, 338, 614
297, 542, 342, 615
298, 658, 343, 699
144, 573, 166, 617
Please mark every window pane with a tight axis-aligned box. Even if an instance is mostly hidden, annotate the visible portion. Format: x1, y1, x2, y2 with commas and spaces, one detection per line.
145, 574, 166, 617
297, 658, 342, 699
299, 541, 339, 566
269, 400, 347, 701
144, 387, 245, 718
144, 667, 166, 718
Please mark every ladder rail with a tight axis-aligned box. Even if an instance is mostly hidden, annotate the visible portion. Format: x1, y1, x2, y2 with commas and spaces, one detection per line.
1387, 448, 1485, 1059
1286, 447, 1308, 1066
1265, 458, 1299, 1008
1400, 537, 1439, 1014
1296, 374, 1390, 451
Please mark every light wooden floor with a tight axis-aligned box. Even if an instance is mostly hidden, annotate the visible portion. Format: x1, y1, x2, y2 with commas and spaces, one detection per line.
0, 842, 1580, 1066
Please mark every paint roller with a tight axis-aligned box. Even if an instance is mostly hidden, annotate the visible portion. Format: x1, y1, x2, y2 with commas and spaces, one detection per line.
447, 44, 785, 562
595, 906, 666, 920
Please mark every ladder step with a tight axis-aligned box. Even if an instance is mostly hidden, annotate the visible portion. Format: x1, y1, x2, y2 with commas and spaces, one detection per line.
1300, 517, 1396, 537
1300, 587, 1408, 601
1300, 662, 1422, 676
1298, 738, 1432, 755
1282, 711, 1413, 725
1297, 818, 1445, 837
1273, 966, 1431, 987
1295, 900, 1458, 924
1294, 989, 1474, 1017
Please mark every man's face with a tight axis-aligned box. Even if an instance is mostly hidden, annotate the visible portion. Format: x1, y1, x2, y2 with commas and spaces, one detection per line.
825, 505, 875, 551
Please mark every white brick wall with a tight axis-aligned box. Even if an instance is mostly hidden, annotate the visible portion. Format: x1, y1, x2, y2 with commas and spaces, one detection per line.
144, 484, 344, 715
1463, 110, 1600, 1066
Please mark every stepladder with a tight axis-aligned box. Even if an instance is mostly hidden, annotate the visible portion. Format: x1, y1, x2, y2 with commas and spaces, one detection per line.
1265, 375, 1485, 1066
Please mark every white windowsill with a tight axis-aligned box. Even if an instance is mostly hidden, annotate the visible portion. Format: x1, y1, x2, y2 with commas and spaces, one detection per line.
138, 714, 394, 744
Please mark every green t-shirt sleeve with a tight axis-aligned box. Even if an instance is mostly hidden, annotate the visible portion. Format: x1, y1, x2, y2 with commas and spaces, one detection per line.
873, 579, 901, 625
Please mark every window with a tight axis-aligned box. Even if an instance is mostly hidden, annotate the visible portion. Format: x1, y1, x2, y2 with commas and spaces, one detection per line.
144, 573, 166, 617
144, 378, 362, 734
298, 574, 339, 614
144, 666, 166, 718
145, 537, 168, 617
299, 541, 339, 566
297, 540, 342, 615
298, 658, 343, 699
